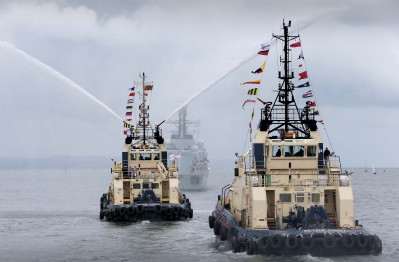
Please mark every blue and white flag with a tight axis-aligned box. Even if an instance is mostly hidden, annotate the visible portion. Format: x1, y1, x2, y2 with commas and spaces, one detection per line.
296, 81, 310, 88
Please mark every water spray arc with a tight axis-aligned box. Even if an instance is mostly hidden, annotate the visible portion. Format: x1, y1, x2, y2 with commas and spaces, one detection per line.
0, 41, 123, 122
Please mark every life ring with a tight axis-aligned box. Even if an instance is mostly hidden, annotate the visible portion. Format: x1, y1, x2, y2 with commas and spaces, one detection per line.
270, 235, 283, 249
257, 235, 271, 251
356, 234, 368, 248
323, 235, 336, 249
213, 220, 221, 235
285, 235, 299, 249
341, 234, 355, 249
300, 236, 314, 250
127, 206, 135, 215
232, 236, 241, 253
208, 216, 215, 228
246, 238, 257, 255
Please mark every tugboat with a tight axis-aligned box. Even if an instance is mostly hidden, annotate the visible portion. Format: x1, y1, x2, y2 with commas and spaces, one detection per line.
208, 21, 382, 256
167, 107, 209, 190
100, 73, 193, 221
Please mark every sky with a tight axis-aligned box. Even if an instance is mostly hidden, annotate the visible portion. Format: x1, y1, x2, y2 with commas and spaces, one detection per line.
0, 0, 398, 168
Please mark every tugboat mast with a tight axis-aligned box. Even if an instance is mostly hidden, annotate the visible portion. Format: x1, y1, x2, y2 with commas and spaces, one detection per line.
141, 72, 147, 145
273, 20, 299, 132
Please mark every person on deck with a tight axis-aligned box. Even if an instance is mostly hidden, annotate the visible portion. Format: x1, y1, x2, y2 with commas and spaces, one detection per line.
324, 147, 331, 167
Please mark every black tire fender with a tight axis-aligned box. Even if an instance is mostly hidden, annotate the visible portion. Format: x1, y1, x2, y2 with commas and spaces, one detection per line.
120, 206, 127, 216
270, 234, 283, 249
285, 235, 299, 249
356, 234, 368, 248
213, 220, 221, 235
127, 206, 135, 215
165, 207, 173, 216
209, 216, 215, 228
220, 225, 228, 241
368, 235, 377, 250
323, 235, 336, 249
341, 234, 356, 249
300, 236, 314, 250
232, 236, 241, 253
115, 207, 121, 217
246, 238, 257, 255
375, 237, 382, 254
257, 235, 271, 251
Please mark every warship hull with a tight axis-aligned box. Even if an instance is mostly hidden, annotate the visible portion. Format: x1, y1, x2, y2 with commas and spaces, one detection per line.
209, 204, 382, 256
179, 173, 208, 190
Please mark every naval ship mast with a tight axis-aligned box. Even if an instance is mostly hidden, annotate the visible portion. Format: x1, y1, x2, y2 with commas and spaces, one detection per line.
259, 20, 316, 138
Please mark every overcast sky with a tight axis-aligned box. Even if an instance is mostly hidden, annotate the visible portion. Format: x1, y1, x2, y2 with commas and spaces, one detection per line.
0, 0, 398, 168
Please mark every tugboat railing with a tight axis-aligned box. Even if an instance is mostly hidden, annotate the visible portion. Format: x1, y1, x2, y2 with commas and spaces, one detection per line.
244, 171, 351, 188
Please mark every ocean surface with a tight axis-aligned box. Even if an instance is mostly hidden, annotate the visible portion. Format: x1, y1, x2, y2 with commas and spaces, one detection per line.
0, 168, 398, 261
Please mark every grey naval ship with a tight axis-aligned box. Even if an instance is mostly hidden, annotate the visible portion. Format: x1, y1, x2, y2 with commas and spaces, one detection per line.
208, 20, 382, 256
100, 73, 193, 222
167, 107, 209, 190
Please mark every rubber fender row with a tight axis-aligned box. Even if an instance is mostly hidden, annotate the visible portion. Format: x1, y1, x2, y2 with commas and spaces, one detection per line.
101, 205, 193, 221
240, 234, 382, 255
211, 216, 235, 242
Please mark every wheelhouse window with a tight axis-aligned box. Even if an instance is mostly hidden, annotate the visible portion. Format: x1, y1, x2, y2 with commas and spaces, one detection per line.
280, 193, 291, 202
130, 153, 137, 160
294, 146, 305, 157
272, 146, 282, 157
311, 193, 320, 203
296, 193, 305, 202
143, 183, 150, 189
132, 183, 141, 189
139, 153, 151, 160
284, 145, 304, 157
153, 153, 160, 160
307, 146, 317, 157
151, 183, 159, 189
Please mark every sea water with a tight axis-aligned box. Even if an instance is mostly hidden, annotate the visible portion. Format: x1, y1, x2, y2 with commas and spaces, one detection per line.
0, 168, 397, 261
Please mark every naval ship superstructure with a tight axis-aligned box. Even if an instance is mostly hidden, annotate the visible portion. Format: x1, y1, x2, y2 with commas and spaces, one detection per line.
100, 73, 193, 221
208, 21, 382, 256
167, 107, 209, 190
